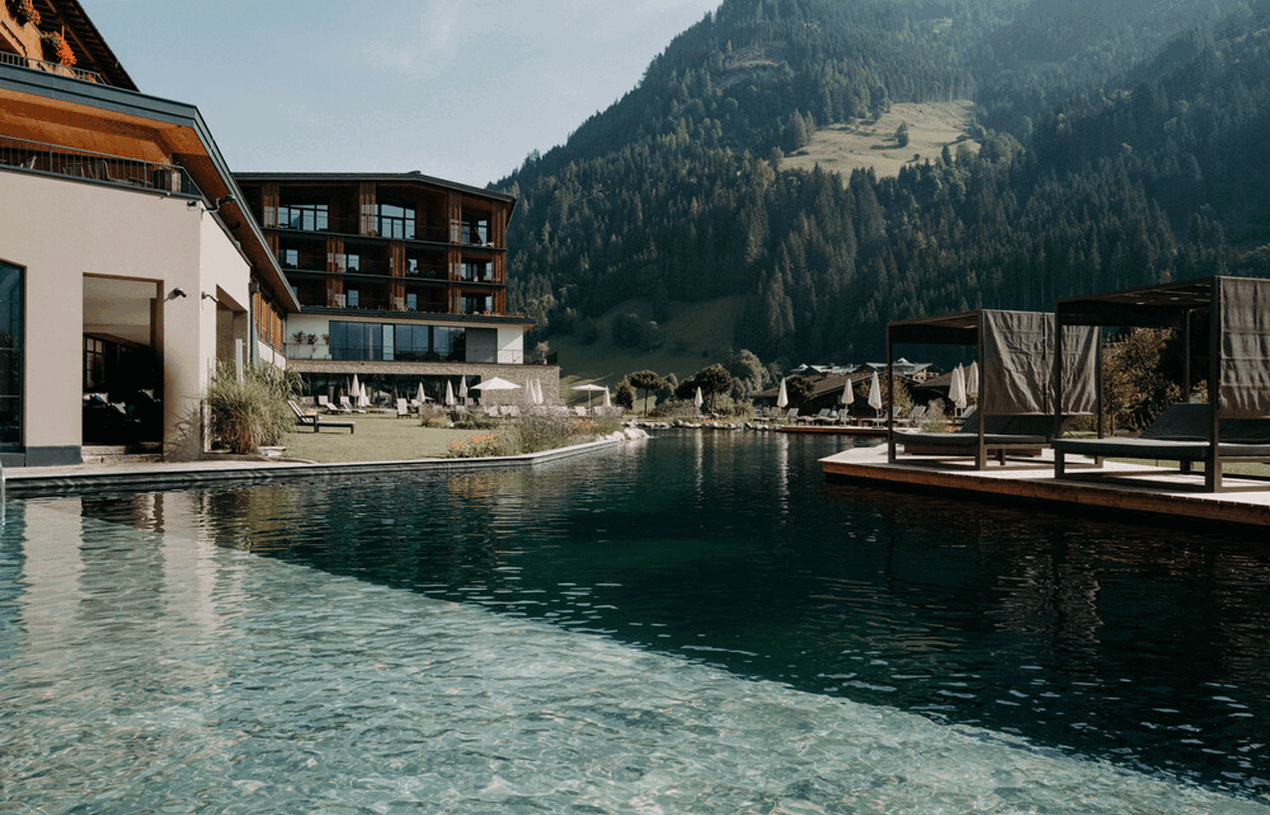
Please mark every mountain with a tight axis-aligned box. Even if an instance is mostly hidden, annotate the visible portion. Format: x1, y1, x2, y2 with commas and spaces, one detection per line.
493, 0, 1270, 371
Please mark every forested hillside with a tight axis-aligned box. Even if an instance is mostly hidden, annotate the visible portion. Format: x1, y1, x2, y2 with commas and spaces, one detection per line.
495, 0, 1270, 366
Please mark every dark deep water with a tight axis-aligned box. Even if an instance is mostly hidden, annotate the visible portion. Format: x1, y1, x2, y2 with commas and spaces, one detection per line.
78, 430, 1270, 802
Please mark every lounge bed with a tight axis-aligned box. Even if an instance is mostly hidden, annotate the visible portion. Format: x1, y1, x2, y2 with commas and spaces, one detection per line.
1054, 403, 1270, 483
896, 411, 1063, 464
1052, 276, 1270, 492
886, 309, 1098, 469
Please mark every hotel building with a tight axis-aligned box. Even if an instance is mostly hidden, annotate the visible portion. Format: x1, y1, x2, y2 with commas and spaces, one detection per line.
1, 0, 298, 465
235, 173, 554, 406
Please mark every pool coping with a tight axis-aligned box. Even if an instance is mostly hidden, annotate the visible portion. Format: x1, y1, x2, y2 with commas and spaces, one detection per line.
4, 433, 636, 497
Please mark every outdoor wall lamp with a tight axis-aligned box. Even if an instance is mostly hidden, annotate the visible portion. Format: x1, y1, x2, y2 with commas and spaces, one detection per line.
201, 291, 219, 303
188, 195, 236, 213
207, 195, 235, 214
167, 288, 188, 300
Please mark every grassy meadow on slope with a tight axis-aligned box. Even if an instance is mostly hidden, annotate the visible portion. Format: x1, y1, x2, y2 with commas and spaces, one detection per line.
781, 101, 981, 179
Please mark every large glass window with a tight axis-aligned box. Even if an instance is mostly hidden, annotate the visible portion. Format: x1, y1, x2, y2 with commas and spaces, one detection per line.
278, 203, 329, 232
377, 204, 416, 240
330, 321, 467, 362
0, 262, 22, 448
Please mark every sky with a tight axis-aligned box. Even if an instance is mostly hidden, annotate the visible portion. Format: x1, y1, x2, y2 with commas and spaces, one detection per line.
87, 0, 721, 188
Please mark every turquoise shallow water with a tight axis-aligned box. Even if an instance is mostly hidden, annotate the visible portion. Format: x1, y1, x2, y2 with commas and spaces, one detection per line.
4, 430, 1270, 812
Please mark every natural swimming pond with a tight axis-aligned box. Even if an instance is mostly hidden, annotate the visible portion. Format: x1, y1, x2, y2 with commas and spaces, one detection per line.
3, 430, 1269, 812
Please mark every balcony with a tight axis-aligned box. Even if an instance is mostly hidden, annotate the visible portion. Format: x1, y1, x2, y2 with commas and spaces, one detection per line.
0, 50, 107, 85
0, 135, 201, 197
271, 211, 454, 244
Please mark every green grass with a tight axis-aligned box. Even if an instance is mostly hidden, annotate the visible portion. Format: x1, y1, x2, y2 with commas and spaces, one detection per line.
550, 295, 746, 390
1111, 458, 1270, 477
281, 411, 483, 463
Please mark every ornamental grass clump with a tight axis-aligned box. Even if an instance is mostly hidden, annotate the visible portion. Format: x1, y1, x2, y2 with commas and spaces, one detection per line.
444, 413, 622, 458
206, 362, 296, 454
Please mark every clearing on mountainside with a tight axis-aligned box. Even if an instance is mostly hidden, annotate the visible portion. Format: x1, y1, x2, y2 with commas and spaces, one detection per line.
781, 100, 980, 179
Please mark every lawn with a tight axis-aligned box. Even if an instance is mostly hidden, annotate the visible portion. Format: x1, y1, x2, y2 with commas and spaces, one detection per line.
281, 410, 482, 463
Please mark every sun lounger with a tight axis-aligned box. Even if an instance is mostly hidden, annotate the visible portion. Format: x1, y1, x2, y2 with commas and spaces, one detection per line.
339, 395, 365, 414
288, 400, 355, 433
896, 410, 1058, 463
396, 398, 409, 418
1054, 403, 1270, 486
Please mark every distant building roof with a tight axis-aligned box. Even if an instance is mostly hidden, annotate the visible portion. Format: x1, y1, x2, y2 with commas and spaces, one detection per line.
235, 171, 517, 208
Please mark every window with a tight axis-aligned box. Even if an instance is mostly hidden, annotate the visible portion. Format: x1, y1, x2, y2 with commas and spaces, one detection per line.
279, 248, 298, 268
331, 321, 466, 362
0, 262, 21, 448
377, 203, 416, 240
346, 289, 359, 308
406, 293, 417, 311
277, 203, 328, 231
84, 336, 105, 391
462, 294, 490, 314
463, 261, 487, 281
464, 216, 488, 244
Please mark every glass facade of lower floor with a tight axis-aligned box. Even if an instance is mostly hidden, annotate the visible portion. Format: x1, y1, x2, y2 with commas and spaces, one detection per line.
0, 261, 22, 448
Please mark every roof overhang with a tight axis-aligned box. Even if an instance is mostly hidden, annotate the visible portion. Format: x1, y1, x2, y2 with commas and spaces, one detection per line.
236, 171, 517, 213
1055, 278, 1214, 329
0, 64, 299, 312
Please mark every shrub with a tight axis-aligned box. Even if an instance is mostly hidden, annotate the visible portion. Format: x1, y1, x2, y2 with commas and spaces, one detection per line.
206, 362, 295, 454
917, 399, 948, 432
444, 413, 622, 458
648, 398, 699, 419
453, 410, 499, 429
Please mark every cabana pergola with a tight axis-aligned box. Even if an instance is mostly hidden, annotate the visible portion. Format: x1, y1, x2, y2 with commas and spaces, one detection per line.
1053, 275, 1270, 492
887, 310, 1097, 468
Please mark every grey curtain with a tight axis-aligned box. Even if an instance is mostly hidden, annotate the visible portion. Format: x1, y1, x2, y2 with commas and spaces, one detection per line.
981, 310, 1097, 415
1219, 276, 1270, 418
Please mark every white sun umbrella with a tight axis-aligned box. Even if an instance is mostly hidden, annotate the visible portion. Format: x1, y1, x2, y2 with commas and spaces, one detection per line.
602, 386, 611, 408
360, 383, 370, 408
966, 361, 979, 398
694, 386, 704, 411
949, 364, 968, 411
868, 371, 882, 415
840, 379, 854, 406
416, 381, 428, 404
471, 376, 521, 391
573, 383, 606, 408
777, 377, 789, 409
444, 380, 455, 406
351, 373, 361, 403
534, 378, 545, 405
458, 376, 469, 404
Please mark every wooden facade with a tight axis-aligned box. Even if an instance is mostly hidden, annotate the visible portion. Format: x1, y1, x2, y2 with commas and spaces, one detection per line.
237, 173, 515, 323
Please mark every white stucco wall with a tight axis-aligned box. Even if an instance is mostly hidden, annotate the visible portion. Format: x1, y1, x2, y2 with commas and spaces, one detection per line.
497, 326, 525, 364
0, 169, 254, 464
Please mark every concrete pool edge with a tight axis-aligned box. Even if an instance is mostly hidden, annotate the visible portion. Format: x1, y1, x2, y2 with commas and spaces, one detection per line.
4, 432, 641, 497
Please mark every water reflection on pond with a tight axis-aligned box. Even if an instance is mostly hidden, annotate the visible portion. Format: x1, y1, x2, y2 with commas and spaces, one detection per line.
73, 430, 1270, 801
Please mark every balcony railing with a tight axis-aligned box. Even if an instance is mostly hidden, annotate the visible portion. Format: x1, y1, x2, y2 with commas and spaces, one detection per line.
0, 135, 201, 197
283, 343, 525, 365
0, 51, 108, 84
272, 212, 453, 244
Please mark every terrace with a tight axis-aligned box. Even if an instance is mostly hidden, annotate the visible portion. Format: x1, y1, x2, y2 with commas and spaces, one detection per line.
0, 134, 201, 197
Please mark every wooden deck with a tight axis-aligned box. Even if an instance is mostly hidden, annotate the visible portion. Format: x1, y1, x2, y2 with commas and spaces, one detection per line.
821, 444, 1270, 530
